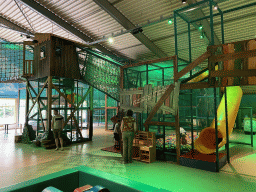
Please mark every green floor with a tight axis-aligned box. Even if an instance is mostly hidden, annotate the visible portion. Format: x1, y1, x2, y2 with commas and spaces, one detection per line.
1, 126, 256, 192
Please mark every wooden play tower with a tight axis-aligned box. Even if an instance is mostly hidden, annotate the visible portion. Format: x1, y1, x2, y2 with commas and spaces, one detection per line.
23, 33, 93, 143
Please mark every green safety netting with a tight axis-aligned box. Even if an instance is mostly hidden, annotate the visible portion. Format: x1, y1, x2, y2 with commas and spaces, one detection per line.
0, 42, 33, 80
123, 59, 203, 89
78, 47, 129, 101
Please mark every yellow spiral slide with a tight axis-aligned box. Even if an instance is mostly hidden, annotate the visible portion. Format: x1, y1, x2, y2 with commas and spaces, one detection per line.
194, 86, 243, 154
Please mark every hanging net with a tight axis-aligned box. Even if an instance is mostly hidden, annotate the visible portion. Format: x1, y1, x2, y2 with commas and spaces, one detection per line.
0, 42, 33, 81
78, 47, 128, 101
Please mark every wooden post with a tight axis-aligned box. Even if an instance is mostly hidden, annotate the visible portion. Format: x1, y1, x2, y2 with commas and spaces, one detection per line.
120, 67, 124, 89
105, 94, 108, 131
25, 80, 29, 126
23, 43, 26, 76
89, 86, 93, 140
173, 55, 180, 164
47, 76, 52, 132
173, 55, 178, 82
175, 108, 180, 164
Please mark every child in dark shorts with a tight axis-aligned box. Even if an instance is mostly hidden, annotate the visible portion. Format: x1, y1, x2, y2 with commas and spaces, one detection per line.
114, 120, 121, 149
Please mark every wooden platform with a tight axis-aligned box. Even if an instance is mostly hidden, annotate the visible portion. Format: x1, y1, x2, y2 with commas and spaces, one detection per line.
180, 150, 227, 172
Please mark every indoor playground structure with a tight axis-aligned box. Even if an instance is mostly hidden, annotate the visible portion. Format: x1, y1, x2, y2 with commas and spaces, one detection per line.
1, 33, 126, 148
119, 0, 256, 172
0, 0, 256, 177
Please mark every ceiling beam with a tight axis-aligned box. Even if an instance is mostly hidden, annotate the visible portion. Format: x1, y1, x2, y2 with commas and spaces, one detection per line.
19, 0, 124, 57
186, 0, 220, 45
93, 0, 168, 58
0, 15, 33, 36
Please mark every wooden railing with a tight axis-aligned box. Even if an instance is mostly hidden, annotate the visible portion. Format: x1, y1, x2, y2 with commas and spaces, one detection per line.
208, 38, 256, 86
23, 60, 34, 77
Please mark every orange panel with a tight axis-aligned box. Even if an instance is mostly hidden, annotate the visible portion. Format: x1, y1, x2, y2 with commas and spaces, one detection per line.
248, 40, 256, 85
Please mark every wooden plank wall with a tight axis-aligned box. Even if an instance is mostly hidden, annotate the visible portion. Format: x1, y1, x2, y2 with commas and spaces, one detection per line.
30, 34, 81, 80
32, 40, 51, 79
120, 84, 178, 115
51, 36, 81, 80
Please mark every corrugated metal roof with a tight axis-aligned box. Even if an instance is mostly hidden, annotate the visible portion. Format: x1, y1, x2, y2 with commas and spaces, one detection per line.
0, 0, 255, 64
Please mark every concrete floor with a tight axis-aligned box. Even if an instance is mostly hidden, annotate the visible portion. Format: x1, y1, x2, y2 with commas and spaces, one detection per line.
1, 126, 256, 192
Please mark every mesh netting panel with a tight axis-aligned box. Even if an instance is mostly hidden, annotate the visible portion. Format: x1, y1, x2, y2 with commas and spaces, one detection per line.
83, 54, 120, 101
0, 43, 33, 80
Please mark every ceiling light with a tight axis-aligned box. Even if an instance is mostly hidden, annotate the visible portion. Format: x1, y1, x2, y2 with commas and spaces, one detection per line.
199, 25, 203, 30
168, 19, 173, 25
108, 37, 114, 43
182, 0, 186, 4
213, 5, 218, 10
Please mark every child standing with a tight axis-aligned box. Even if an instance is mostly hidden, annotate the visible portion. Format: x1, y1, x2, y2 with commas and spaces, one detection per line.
114, 120, 121, 149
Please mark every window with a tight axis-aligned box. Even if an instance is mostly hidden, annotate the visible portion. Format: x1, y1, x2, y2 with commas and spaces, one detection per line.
40, 46, 46, 59
55, 46, 62, 57
0, 99, 16, 124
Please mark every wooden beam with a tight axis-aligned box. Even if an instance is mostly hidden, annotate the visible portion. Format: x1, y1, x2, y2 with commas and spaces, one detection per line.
38, 101, 46, 131
145, 84, 175, 124
25, 81, 29, 125
175, 108, 180, 164
52, 83, 75, 107
121, 56, 175, 69
210, 69, 256, 78
26, 77, 48, 118
146, 102, 175, 114
62, 87, 91, 128
208, 37, 256, 50
23, 43, 26, 76
24, 41, 35, 45
26, 83, 36, 105
105, 94, 108, 131
120, 90, 143, 95
120, 67, 124, 89
176, 51, 210, 81
180, 82, 212, 90
47, 76, 52, 132
211, 49, 256, 63
71, 114, 83, 139
106, 107, 118, 109
173, 55, 178, 82
28, 82, 46, 107
146, 121, 175, 126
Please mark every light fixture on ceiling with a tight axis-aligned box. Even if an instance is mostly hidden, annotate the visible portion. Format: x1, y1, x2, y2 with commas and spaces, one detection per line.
168, 19, 173, 25
213, 4, 218, 10
182, 0, 187, 4
199, 25, 203, 30
200, 32, 204, 39
108, 37, 114, 43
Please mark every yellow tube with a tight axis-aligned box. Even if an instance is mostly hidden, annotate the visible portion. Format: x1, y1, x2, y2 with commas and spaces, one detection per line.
194, 86, 243, 154
188, 65, 218, 83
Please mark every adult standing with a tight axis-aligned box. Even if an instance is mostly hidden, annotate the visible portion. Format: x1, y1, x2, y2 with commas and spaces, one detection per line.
120, 109, 137, 164
51, 109, 64, 151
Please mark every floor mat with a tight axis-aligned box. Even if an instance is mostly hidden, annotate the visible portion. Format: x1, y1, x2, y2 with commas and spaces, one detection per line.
101, 146, 121, 154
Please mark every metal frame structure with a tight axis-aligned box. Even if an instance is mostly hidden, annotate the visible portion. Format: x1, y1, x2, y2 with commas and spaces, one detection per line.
174, 0, 256, 171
